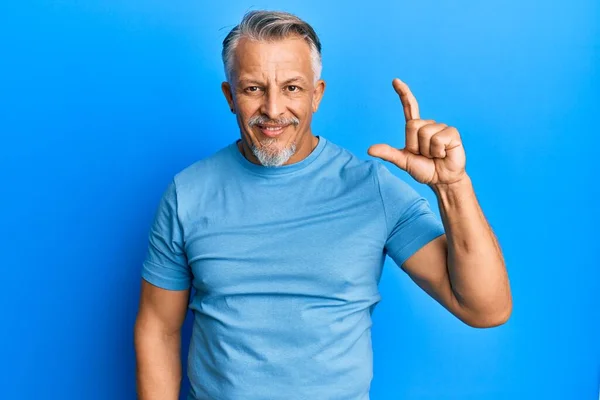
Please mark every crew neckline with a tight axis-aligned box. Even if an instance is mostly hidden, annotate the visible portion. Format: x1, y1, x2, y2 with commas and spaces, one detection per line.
230, 136, 327, 176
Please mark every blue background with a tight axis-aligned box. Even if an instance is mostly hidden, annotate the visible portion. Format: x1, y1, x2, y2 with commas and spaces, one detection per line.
1, 1, 598, 399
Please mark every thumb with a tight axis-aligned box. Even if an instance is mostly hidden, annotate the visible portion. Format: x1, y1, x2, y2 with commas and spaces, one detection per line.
368, 144, 410, 171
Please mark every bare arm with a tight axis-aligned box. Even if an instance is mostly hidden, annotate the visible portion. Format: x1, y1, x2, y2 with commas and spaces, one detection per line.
134, 279, 190, 399
368, 79, 512, 328
402, 175, 512, 328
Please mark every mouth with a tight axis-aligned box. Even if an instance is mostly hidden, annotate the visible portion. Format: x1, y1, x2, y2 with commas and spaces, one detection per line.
256, 124, 289, 138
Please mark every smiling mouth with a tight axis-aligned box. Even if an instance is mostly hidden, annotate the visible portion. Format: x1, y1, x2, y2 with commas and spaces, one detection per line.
257, 124, 288, 137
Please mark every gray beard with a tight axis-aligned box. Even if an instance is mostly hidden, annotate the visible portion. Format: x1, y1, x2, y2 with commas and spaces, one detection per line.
250, 139, 297, 167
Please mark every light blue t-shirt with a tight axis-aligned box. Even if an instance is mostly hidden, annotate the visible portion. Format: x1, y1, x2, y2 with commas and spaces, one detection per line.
142, 135, 445, 400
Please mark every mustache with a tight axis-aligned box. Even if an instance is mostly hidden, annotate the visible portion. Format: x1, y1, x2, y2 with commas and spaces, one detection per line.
248, 115, 300, 127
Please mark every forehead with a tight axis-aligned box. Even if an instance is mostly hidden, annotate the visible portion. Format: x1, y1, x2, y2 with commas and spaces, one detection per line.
233, 36, 313, 81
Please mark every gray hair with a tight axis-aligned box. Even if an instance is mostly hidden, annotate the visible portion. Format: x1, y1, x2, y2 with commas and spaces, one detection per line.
222, 10, 322, 84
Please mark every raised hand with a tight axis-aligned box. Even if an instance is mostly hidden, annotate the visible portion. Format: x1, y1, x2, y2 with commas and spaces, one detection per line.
368, 78, 467, 186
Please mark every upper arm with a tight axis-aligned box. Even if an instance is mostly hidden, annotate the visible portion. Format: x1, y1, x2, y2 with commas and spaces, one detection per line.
401, 234, 469, 324
136, 179, 192, 334
141, 180, 192, 291
374, 163, 466, 321
136, 279, 190, 336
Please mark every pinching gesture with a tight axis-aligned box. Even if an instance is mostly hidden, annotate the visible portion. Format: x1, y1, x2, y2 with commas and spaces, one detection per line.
368, 78, 467, 186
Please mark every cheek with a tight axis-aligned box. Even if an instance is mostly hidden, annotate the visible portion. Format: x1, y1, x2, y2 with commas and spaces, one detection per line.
290, 99, 313, 121
236, 96, 259, 113
236, 103, 259, 126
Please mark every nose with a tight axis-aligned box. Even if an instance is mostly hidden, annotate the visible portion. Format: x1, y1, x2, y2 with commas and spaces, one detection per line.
260, 89, 285, 120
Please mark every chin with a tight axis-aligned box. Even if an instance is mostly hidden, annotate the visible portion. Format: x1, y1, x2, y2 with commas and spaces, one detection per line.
251, 140, 297, 167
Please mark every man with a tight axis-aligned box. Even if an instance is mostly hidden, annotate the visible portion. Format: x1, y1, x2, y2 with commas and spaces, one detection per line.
134, 10, 512, 400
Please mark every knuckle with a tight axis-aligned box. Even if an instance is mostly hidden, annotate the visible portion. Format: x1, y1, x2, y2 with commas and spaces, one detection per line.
418, 124, 436, 137
406, 119, 418, 129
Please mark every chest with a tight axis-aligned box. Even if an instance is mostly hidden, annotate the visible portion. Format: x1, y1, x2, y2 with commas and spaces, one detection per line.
182, 182, 387, 300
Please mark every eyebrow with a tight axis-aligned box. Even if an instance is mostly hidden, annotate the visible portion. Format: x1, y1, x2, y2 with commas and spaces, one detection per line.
281, 76, 308, 85
238, 79, 263, 86
237, 76, 308, 86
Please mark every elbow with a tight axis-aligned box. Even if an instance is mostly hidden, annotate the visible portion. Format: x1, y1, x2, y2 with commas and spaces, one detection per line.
465, 311, 511, 328
465, 303, 512, 329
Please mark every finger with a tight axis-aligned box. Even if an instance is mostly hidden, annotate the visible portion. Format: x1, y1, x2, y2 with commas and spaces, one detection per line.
418, 123, 447, 158
393, 78, 420, 122
367, 144, 411, 171
367, 144, 398, 164
406, 119, 435, 155
430, 126, 461, 158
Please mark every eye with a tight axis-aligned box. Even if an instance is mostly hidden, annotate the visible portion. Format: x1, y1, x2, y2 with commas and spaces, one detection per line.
286, 85, 300, 92
244, 86, 263, 94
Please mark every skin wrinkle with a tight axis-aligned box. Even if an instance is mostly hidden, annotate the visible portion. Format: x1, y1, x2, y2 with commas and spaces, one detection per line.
221, 36, 325, 167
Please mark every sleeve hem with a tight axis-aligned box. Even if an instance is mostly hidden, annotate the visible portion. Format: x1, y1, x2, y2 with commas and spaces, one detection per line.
141, 263, 191, 291
388, 222, 445, 268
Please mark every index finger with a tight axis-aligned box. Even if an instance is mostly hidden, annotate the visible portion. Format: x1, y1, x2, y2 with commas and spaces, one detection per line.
393, 78, 420, 122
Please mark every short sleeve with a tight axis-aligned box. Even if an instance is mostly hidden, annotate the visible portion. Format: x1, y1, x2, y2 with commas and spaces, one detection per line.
141, 179, 192, 290
375, 162, 445, 268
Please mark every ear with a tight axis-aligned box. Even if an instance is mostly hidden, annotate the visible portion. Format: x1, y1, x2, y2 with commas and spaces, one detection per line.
312, 79, 326, 113
221, 81, 236, 113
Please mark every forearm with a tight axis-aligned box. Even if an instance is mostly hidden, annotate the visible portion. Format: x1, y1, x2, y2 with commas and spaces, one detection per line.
430, 174, 512, 326
134, 321, 182, 400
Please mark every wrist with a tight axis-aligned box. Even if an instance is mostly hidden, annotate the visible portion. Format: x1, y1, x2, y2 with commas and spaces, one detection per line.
429, 173, 472, 196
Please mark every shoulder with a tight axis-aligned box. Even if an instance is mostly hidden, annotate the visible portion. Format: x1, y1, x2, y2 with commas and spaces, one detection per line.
325, 139, 415, 192
319, 138, 421, 202
173, 143, 234, 188
164, 142, 236, 219
322, 138, 380, 180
